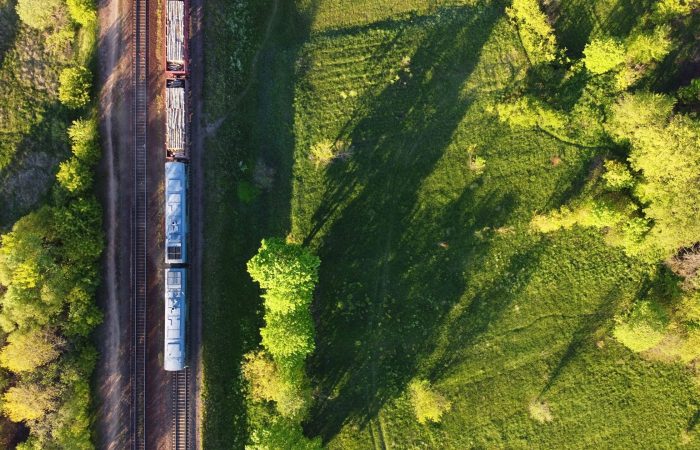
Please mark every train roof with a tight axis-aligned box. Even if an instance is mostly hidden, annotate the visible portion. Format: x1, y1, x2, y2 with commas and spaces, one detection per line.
164, 268, 186, 371
165, 162, 187, 264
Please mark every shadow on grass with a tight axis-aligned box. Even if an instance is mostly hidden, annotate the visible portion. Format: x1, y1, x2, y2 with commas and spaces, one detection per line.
553, 0, 655, 58
299, 5, 517, 442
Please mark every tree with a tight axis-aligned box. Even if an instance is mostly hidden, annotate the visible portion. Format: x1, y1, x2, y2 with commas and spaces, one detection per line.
583, 38, 626, 74
602, 160, 635, 190
56, 158, 92, 194
68, 118, 100, 165
66, 0, 96, 26
506, 0, 559, 64
626, 26, 672, 65
613, 299, 669, 352
247, 238, 320, 314
58, 67, 92, 109
15, 0, 64, 29
3, 382, 56, 422
248, 416, 322, 450
0, 328, 61, 373
260, 308, 315, 362
242, 350, 311, 419
408, 379, 452, 424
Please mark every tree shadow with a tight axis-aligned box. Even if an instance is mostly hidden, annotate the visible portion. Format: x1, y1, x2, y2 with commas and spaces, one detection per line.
299, 5, 509, 442
0, 0, 18, 67
553, 0, 655, 59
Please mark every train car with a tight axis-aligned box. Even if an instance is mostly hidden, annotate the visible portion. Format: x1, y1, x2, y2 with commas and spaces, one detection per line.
165, 0, 188, 76
166, 78, 188, 160
164, 268, 187, 371
165, 161, 188, 264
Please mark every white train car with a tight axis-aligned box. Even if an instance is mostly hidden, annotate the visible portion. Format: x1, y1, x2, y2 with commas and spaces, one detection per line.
165, 161, 187, 264
164, 268, 187, 371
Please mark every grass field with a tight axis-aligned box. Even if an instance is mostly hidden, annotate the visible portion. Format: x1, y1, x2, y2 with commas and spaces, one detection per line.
202, 0, 700, 448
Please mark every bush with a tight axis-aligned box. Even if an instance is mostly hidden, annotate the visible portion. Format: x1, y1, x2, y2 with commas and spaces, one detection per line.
678, 79, 700, 104
58, 66, 92, 109
506, 0, 559, 64
583, 38, 626, 74
66, 0, 96, 26
15, 0, 64, 29
614, 300, 669, 352
602, 160, 635, 190
408, 379, 452, 424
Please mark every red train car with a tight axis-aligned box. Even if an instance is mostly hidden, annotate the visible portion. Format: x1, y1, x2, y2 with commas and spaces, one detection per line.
165, 0, 189, 77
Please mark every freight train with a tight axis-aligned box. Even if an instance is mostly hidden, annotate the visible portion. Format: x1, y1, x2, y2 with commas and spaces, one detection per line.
163, 0, 189, 372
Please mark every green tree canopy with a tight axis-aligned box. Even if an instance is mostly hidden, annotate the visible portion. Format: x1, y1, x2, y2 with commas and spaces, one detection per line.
506, 0, 559, 64
58, 66, 92, 109
0, 328, 61, 373
2, 382, 57, 422
15, 0, 64, 29
66, 0, 96, 26
583, 37, 626, 74
613, 299, 669, 352
247, 238, 320, 312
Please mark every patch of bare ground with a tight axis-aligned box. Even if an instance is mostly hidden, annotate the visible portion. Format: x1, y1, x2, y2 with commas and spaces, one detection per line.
94, 0, 133, 447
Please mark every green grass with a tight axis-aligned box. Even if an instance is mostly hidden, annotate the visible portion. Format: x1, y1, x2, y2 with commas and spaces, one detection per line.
202, 0, 700, 448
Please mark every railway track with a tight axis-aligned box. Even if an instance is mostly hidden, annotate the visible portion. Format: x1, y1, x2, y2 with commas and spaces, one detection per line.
172, 370, 191, 449
131, 0, 147, 446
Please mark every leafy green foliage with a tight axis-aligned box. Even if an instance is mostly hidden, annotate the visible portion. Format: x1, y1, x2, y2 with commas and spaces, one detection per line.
247, 239, 319, 421
58, 66, 92, 109
408, 379, 452, 424
247, 238, 320, 313
506, 0, 559, 64
2, 381, 57, 422
602, 160, 635, 190
609, 94, 700, 254
583, 38, 626, 74
0, 328, 61, 373
614, 299, 669, 352
247, 415, 323, 450
15, 0, 65, 29
66, 0, 96, 26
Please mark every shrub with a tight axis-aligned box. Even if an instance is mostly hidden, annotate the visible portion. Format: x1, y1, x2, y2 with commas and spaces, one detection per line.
15, 0, 64, 29
583, 38, 626, 74
506, 0, 559, 64
613, 299, 669, 352
242, 350, 311, 419
602, 160, 635, 190
58, 66, 92, 109
528, 400, 554, 423
408, 379, 452, 424
57, 158, 92, 194
66, 0, 96, 26
678, 78, 700, 104
626, 25, 672, 65
68, 118, 100, 164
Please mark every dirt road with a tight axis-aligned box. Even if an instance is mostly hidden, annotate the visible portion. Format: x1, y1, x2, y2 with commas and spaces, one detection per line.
95, 0, 133, 447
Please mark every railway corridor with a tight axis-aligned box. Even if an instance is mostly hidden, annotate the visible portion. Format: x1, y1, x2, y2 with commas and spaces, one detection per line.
130, 0, 194, 448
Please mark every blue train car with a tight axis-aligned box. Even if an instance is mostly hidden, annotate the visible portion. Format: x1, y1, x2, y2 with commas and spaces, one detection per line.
165, 162, 187, 264
164, 268, 187, 371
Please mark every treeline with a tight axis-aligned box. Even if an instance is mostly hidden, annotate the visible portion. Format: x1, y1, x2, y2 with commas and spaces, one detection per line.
501, 0, 700, 361
0, 0, 102, 447
243, 238, 322, 449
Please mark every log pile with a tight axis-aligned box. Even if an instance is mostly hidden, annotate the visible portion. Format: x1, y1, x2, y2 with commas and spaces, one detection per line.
167, 85, 186, 154
166, 0, 185, 68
